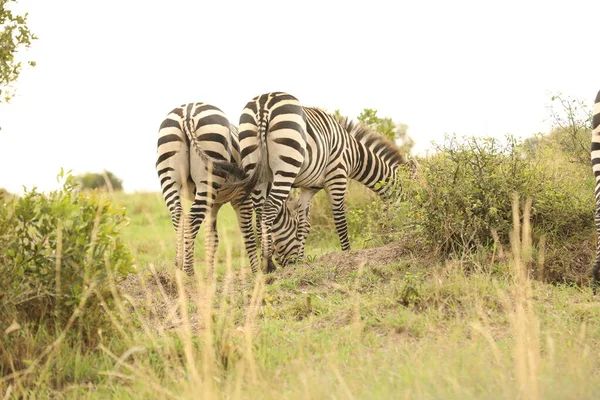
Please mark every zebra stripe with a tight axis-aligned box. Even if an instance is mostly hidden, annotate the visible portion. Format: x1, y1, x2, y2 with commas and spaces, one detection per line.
592, 90, 600, 283
236, 92, 407, 272
156, 102, 299, 275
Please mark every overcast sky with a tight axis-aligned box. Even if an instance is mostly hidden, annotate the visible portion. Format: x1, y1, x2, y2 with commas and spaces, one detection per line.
1, 0, 599, 193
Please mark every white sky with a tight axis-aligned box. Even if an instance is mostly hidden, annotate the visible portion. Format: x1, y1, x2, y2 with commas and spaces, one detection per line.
1, 0, 599, 193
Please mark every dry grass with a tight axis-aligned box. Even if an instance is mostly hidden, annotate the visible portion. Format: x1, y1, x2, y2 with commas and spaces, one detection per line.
3, 192, 600, 399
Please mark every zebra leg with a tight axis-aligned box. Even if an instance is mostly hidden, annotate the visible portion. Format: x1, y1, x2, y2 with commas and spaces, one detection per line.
163, 178, 194, 271
594, 204, 600, 285
324, 168, 350, 251
296, 188, 319, 260
157, 159, 192, 270
168, 199, 185, 270
593, 90, 600, 287
251, 188, 264, 246
204, 202, 222, 280
261, 186, 293, 273
325, 183, 350, 251
261, 200, 278, 274
233, 197, 260, 273
182, 187, 216, 275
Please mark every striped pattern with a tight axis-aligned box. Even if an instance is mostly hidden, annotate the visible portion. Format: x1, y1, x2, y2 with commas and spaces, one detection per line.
592, 90, 600, 283
156, 102, 299, 275
237, 92, 407, 272
271, 193, 301, 266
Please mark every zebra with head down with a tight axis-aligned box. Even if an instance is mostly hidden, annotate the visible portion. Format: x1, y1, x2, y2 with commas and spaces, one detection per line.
233, 92, 408, 272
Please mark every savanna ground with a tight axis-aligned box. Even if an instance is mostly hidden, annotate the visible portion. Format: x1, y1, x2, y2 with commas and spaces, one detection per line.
2, 95, 600, 398
2, 184, 599, 399
114, 189, 600, 400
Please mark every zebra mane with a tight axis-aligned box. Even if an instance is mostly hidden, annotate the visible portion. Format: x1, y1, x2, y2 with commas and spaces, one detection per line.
334, 114, 407, 166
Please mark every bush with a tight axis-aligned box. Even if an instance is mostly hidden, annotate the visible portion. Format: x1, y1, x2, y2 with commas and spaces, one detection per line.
76, 170, 124, 191
0, 170, 134, 341
351, 133, 595, 282
410, 134, 590, 252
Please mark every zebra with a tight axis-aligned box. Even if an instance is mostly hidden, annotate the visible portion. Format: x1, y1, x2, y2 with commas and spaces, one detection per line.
235, 92, 408, 272
155, 102, 300, 275
592, 90, 600, 284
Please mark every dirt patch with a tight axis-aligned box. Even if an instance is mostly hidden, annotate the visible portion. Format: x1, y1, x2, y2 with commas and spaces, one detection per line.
117, 268, 205, 333
115, 242, 420, 333
315, 241, 409, 271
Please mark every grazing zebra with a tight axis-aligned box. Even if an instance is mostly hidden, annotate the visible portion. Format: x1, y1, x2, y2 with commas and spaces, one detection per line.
592, 90, 600, 284
236, 92, 408, 272
156, 102, 300, 275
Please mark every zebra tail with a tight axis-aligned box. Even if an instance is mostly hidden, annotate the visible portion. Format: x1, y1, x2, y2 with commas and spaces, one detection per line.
254, 109, 272, 190
223, 109, 271, 199
182, 115, 246, 180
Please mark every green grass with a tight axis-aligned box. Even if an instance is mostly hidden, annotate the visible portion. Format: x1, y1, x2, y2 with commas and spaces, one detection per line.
3, 191, 600, 399
112, 192, 251, 269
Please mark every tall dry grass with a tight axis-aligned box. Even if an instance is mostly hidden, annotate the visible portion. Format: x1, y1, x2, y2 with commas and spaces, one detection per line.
3, 190, 600, 399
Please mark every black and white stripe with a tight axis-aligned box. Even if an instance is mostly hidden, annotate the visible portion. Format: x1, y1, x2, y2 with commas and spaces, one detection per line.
237, 92, 407, 272
592, 90, 600, 283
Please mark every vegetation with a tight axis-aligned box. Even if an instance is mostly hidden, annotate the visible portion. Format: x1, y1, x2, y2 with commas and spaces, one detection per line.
357, 108, 414, 155
0, 171, 133, 389
343, 94, 594, 284
0, 0, 36, 105
76, 170, 124, 191
1, 95, 599, 398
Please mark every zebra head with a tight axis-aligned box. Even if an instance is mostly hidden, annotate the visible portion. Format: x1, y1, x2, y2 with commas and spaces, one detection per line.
272, 194, 302, 267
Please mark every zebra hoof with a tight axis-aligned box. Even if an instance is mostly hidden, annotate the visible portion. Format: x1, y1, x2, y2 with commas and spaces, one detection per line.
266, 259, 277, 274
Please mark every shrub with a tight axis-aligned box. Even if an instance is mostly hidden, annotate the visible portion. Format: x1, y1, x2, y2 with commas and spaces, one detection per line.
76, 170, 124, 191
0, 170, 134, 341
351, 133, 594, 282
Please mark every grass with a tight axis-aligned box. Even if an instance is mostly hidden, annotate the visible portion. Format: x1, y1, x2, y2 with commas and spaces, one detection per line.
2, 190, 600, 399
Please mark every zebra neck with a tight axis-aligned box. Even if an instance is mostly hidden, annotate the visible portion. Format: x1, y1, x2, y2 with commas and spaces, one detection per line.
349, 140, 400, 195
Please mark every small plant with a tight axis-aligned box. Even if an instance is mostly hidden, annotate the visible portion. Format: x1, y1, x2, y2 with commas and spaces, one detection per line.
396, 271, 423, 308
305, 254, 317, 263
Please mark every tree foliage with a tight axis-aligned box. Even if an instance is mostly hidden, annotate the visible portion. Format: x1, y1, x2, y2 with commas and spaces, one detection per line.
357, 108, 414, 155
0, 0, 36, 104
524, 92, 592, 165
334, 108, 414, 155
76, 170, 124, 191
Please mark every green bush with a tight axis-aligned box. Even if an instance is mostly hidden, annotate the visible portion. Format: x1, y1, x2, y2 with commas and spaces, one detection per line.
0, 170, 134, 339
76, 170, 124, 191
351, 133, 594, 282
